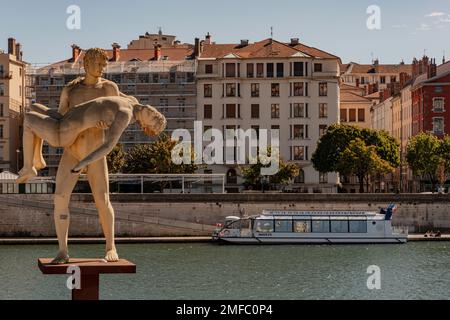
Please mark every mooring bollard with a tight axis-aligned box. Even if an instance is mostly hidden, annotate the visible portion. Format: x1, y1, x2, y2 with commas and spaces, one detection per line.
38, 258, 136, 300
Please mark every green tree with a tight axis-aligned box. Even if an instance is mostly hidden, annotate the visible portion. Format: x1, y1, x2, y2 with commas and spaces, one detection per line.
440, 135, 450, 178
123, 134, 198, 174
336, 138, 395, 193
241, 148, 300, 190
406, 132, 442, 191
311, 124, 362, 174
107, 144, 126, 174
311, 124, 400, 192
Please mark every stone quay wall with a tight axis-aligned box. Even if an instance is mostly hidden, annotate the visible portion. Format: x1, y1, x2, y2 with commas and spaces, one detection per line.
0, 193, 449, 237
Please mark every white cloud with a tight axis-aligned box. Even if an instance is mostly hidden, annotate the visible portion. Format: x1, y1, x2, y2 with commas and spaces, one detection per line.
425, 12, 446, 17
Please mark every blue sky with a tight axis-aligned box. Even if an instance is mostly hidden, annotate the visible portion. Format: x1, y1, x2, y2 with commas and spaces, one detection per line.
1, 0, 449, 65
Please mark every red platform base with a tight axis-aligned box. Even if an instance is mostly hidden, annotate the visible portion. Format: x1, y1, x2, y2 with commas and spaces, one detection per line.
38, 258, 136, 300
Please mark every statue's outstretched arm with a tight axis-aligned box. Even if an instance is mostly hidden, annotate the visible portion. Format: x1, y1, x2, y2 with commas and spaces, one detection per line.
58, 87, 70, 116
71, 112, 131, 173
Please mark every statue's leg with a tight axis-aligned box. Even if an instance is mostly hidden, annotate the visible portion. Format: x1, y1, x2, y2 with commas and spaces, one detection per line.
51, 151, 80, 264
16, 112, 60, 184
23, 111, 60, 146
16, 126, 38, 184
33, 136, 46, 170
86, 157, 118, 262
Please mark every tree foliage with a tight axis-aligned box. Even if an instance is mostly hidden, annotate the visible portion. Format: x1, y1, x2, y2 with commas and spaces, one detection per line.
440, 135, 450, 176
311, 124, 400, 192
241, 148, 300, 189
107, 144, 126, 173
406, 132, 447, 190
123, 134, 198, 174
336, 138, 394, 193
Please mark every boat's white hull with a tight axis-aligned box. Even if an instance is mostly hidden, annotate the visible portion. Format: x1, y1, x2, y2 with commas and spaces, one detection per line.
217, 236, 407, 244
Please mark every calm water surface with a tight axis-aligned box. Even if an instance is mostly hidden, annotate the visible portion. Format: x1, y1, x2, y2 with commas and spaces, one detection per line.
0, 242, 449, 300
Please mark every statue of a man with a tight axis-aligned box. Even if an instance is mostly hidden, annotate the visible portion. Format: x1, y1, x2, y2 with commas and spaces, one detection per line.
30, 48, 140, 264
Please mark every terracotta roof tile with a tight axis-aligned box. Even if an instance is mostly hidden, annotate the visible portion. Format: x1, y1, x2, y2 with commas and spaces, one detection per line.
346, 63, 412, 74
291, 43, 340, 60
200, 38, 341, 61
45, 45, 194, 69
340, 83, 366, 94
364, 91, 381, 99
340, 90, 371, 103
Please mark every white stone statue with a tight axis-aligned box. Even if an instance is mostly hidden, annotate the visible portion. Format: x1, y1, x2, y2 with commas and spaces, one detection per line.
17, 96, 166, 181
16, 48, 166, 264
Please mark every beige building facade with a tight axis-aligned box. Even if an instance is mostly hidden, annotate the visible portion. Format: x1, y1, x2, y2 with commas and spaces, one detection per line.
371, 96, 393, 135
0, 38, 27, 173
196, 36, 341, 192
339, 84, 371, 128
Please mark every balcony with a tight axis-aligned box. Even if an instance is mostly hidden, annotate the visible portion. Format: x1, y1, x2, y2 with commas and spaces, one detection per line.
312, 71, 340, 78
196, 73, 219, 79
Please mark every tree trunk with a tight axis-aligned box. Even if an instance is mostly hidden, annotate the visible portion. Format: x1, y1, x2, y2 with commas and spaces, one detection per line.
366, 176, 370, 193
429, 173, 435, 193
359, 173, 365, 193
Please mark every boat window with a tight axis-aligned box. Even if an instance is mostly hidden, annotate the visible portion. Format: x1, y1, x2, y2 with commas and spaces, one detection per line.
312, 220, 330, 233
274, 220, 292, 232
227, 220, 241, 229
255, 220, 274, 232
330, 220, 349, 233
240, 219, 251, 229
294, 220, 311, 233
349, 221, 367, 233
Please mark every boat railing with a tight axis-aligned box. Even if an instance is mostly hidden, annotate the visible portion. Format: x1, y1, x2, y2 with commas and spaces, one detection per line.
262, 210, 376, 216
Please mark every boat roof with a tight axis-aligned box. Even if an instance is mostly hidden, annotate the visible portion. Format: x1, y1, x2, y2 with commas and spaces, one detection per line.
261, 210, 378, 216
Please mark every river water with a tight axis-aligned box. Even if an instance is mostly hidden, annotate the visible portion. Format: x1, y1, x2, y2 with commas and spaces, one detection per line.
0, 242, 449, 300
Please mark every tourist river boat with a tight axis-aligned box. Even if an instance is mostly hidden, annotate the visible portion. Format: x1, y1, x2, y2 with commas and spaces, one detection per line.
212, 204, 407, 244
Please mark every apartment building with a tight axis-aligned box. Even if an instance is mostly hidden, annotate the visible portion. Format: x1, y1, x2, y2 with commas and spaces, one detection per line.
339, 84, 371, 128
30, 31, 196, 176
0, 38, 27, 173
341, 59, 412, 92
196, 35, 341, 192
411, 57, 450, 137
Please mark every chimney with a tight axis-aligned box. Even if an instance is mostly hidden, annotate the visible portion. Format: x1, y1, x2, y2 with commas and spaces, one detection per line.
112, 43, 121, 62
419, 55, 429, 75
8, 38, 16, 56
205, 32, 212, 45
373, 58, 379, 73
71, 44, 81, 62
194, 37, 200, 57
240, 39, 249, 47
200, 40, 205, 55
154, 44, 162, 61
290, 38, 299, 46
399, 72, 411, 88
427, 58, 437, 79
15, 43, 22, 61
